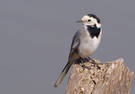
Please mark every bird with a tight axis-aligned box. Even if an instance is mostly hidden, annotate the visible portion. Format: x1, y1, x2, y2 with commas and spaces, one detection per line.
54, 14, 102, 87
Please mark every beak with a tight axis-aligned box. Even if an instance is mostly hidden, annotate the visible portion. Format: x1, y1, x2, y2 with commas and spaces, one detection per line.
76, 20, 82, 23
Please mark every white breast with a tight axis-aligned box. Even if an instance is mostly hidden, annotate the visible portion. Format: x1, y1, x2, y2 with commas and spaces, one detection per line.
78, 30, 102, 58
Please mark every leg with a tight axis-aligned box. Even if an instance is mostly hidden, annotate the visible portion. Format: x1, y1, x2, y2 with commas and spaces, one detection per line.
89, 57, 101, 69
79, 57, 91, 69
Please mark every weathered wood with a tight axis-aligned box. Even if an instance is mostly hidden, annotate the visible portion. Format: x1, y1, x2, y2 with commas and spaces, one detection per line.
66, 58, 134, 94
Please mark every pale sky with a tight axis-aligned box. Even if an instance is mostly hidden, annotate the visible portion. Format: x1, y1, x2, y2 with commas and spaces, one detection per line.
0, 0, 134, 94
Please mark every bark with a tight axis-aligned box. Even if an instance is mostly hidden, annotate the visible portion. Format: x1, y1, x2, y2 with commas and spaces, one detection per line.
66, 58, 134, 94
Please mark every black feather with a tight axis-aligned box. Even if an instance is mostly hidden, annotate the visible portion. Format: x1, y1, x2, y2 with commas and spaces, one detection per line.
87, 25, 101, 38
87, 14, 100, 23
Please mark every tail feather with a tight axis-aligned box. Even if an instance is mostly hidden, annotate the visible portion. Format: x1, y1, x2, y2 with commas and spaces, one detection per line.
54, 61, 73, 87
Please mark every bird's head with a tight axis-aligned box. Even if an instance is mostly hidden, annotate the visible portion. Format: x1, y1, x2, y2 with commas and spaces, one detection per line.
77, 14, 101, 28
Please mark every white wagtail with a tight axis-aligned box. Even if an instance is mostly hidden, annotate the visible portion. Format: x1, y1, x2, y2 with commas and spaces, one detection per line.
54, 14, 102, 87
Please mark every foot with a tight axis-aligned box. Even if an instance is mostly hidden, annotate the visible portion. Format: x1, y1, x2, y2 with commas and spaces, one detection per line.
89, 58, 101, 69
79, 57, 91, 69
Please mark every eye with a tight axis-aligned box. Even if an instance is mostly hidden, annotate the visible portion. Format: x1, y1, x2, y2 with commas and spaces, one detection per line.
88, 19, 91, 22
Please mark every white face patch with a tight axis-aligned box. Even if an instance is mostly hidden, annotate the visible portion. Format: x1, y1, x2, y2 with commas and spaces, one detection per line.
81, 15, 101, 28
81, 15, 91, 22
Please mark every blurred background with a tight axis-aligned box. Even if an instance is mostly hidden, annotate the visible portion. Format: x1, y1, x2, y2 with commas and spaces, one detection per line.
0, 0, 134, 94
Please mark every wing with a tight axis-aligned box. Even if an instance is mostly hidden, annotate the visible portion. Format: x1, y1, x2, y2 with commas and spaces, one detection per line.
68, 30, 81, 60
54, 30, 81, 87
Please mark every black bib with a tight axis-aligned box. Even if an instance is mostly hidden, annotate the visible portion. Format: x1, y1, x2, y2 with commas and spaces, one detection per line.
87, 25, 101, 38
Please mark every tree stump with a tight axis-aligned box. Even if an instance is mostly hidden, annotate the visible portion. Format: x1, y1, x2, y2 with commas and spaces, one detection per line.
66, 58, 134, 94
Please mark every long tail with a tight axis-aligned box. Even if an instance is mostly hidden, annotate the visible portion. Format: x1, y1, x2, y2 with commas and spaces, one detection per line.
54, 61, 73, 87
